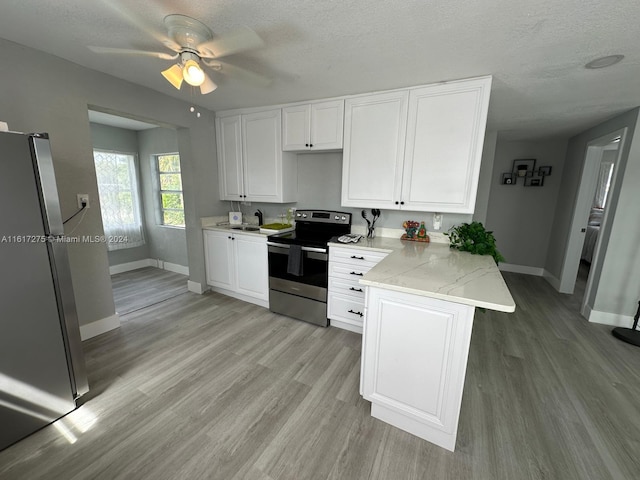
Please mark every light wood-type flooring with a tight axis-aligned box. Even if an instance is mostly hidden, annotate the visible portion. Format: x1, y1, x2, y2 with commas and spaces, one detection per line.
111, 267, 188, 315
1, 270, 640, 479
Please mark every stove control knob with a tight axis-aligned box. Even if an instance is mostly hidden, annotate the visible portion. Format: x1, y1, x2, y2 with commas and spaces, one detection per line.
334, 215, 340, 220
296, 212, 302, 217
341, 216, 346, 221
302, 213, 308, 218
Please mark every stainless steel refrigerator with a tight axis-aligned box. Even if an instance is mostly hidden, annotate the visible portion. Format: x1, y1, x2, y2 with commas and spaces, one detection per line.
0, 130, 89, 451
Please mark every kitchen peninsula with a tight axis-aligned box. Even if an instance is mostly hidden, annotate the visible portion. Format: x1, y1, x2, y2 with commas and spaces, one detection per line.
328, 237, 515, 451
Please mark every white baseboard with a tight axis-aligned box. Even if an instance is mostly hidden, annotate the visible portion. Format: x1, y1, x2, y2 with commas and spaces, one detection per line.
586, 308, 637, 328
330, 319, 363, 334
109, 259, 155, 275
80, 313, 120, 340
188, 280, 208, 295
542, 269, 561, 291
208, 286, 268, 308
110, 258, 189, 276
499, 263, 544, 276
163, 261, 189, 276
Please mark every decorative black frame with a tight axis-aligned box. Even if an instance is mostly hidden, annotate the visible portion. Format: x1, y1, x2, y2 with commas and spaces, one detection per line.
512, 158, 536, 179
502, 172, 516, 185
538, 166, 552, 176
524, 174, 544, 187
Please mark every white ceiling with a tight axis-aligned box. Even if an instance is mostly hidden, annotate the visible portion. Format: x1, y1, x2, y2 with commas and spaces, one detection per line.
1, 0, 639, 140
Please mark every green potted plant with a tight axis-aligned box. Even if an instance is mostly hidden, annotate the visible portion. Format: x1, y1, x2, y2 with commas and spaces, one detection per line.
445, 221, 505, 264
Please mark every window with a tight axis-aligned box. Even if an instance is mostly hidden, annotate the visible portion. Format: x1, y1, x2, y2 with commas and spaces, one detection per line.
156, 153, 185, 227
93, 150, 144, 250
593, 161, 614, 209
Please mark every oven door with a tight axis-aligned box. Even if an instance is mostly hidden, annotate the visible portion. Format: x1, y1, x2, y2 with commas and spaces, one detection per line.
267, 242, 328, 301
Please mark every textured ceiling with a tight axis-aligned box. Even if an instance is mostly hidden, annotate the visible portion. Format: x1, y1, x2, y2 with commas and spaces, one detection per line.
1, 0, 638, 140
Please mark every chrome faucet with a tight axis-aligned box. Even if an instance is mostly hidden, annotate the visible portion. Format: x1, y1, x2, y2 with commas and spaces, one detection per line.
255, 209, 264, 226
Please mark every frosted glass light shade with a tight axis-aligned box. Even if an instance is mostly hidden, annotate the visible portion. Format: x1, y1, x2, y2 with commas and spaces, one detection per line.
161, 64, 184, 90
183, 60, 205, 86
200, 74, 217, 94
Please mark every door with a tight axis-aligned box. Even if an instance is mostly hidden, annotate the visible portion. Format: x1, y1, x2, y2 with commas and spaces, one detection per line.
216, 115, 244, 201
0, 132, 76, 450
282, 104, 311, 151
203, 230, 234, 289
242, 110, 283, 202
234, 234, 268, 300
310, 100, 344, 150
341, 91, 408, 209
402, 77, 491, 213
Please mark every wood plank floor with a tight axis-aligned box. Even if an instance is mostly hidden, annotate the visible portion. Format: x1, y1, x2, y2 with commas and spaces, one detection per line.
111, 267, 188, 315
1, 272, 640, 479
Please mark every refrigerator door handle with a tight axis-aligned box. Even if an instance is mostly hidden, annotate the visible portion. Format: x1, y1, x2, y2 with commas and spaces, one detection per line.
30, 135, 65, 236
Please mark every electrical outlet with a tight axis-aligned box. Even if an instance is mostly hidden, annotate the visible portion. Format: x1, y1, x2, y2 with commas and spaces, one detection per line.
77, 194, 90, 209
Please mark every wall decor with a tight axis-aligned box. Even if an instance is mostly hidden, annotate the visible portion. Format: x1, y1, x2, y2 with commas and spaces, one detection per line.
512, 158, 536, 178
501, 160, 552, 187
538, 165, 552, 176
502, 172, 516, 185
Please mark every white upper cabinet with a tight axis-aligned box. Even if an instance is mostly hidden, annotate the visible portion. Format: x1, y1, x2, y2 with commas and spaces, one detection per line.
341, 76, 492, 213
341, 91, 409, 209
282, 100, 344, 151
216, 109, 297, 203
402, 77, 491, 213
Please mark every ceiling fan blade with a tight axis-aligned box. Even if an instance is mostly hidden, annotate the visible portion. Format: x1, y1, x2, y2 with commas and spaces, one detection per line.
161, 64, 183, 90
200, 73, 218, 95
197, 26, 264, 59
99, 0, 181, 51
89, 46, 178, 60
204, 60, 272, 87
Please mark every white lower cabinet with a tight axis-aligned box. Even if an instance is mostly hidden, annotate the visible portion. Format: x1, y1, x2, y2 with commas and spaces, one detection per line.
361, 286, 476, 451
203, 229, 268, 307
327, 245, 388, 333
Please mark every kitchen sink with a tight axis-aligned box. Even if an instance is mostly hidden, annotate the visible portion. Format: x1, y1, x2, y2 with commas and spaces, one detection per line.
230, 225, 260, 232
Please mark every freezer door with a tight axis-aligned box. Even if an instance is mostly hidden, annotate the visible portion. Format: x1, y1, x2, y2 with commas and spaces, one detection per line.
0, 132, 76, 450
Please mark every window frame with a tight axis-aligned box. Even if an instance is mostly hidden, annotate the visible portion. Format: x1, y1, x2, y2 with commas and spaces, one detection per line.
154, 152, 185, 229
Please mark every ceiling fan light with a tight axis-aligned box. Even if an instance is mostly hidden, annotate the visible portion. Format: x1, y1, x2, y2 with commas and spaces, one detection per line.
161, 64, 184, 89
200, 74, 218, 94
183, 59, 205, 86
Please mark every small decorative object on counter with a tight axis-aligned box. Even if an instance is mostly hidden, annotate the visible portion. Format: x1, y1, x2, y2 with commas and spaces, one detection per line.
368, 208, 380, 239
401, 220, 429, 242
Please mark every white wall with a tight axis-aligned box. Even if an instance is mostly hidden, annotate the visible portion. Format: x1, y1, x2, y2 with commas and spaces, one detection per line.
485, 139, 568, 267
0, 39, 218, 331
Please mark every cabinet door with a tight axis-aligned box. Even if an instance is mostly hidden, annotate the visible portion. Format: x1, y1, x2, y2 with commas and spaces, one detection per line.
361, 287, 475, 451
402, 77, 491, 213
216, 115, 245, 201
341, 91, 408, 209
203, 230, 234, 289
282, 104, 311, 151
310, 100, 344, 150
242, 110, 285, 202
234, 234, 268, 301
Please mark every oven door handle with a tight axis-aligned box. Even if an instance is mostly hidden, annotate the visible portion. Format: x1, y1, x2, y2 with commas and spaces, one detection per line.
266, 242, 327, 254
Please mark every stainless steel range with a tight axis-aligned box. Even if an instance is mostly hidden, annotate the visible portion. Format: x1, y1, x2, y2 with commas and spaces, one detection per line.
267, 210, 351, 326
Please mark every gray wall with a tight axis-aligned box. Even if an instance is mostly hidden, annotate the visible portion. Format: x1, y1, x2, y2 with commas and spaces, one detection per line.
546, 108, 640, 319
238, 151, 472, 233
0, 38, 218, 328
89, 122, 151, 266
137, 127, 188, 267
485, 139, 568, 267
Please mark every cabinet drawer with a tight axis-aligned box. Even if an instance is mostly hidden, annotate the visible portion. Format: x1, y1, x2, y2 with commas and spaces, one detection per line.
327, 293, 366, 327
330, 246, 388, 268
328, 277, 365, 300
329, 262, 376, 280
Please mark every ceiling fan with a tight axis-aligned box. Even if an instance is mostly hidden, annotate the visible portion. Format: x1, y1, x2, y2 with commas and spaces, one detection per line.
89, 14, 267, 94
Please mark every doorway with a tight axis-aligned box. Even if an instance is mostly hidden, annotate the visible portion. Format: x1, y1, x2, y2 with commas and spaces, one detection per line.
559, 128, 627, 318
87, 109, 190, 315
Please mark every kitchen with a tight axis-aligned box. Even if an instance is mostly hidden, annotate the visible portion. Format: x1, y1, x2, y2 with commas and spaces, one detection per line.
1, 1, 640, 478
